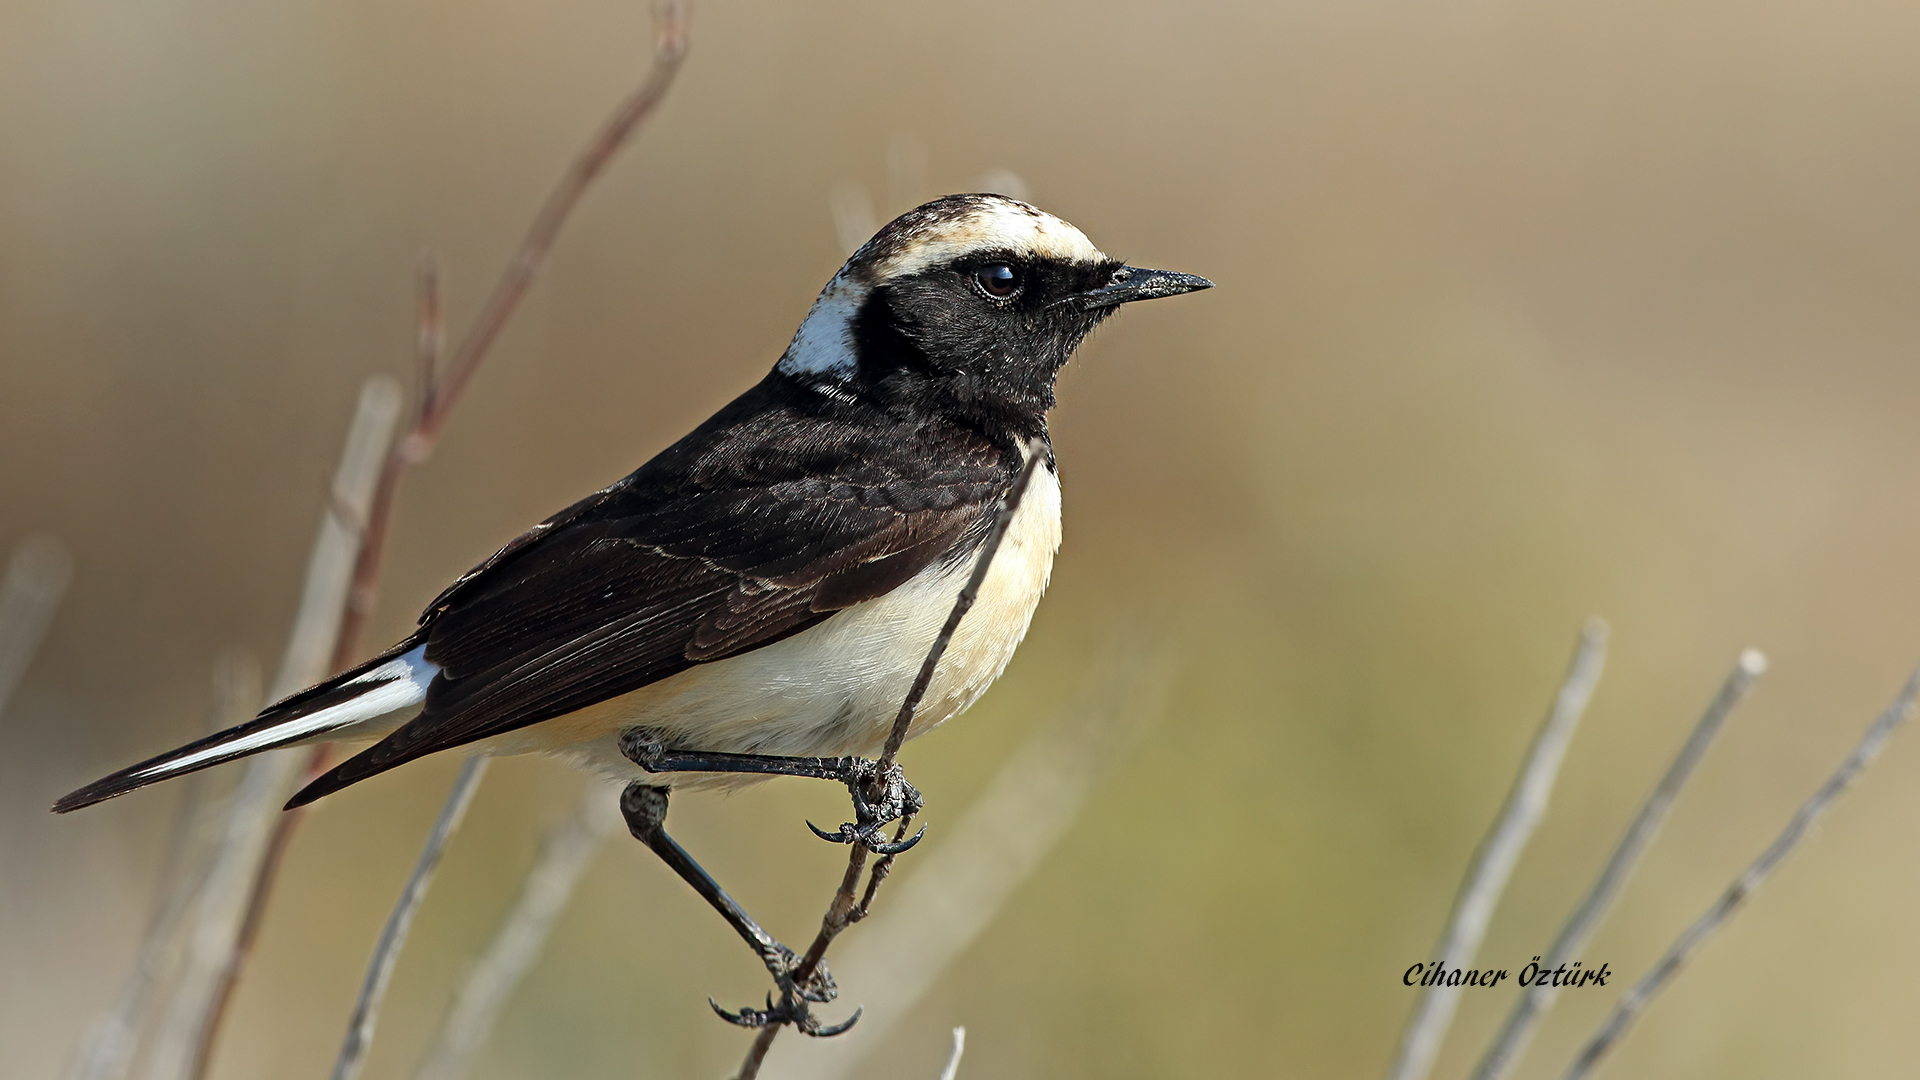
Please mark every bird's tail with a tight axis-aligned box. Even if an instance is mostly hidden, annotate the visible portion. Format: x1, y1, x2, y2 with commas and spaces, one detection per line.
51, 635, 438, 814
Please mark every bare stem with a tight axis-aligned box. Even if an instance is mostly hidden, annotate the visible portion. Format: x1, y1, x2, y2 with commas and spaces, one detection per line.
150, 376, 402, 1080
330, 757, 489, 1080
184, 746, 331, 1080
1386, 618, 1609, 1080
937, 1027, 966, 1080
412, 782, 620, 1080
414, 254, 445, 421
732, 437, 1048, 1080
411, 0, 687, 454
190, 7, 690, 1072
1468, 647, 1766, 1080
780, 639, 1176, 1080
0, 533, 74, 717
1558, 664, 1920, 1080
332, 0, 688, 665
64, 654, 261, 1080
879, 440, 1048, 771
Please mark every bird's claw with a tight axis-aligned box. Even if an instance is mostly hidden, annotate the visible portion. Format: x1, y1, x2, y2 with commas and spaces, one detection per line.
869, 822, 927, 855
710, 993, 779, 1028
806, 818, 853, 843
805, 817, 926, 855
806, 760, 925, 853
805, 1006, 864, 1038
708, 995, 862, 1038
709, 940, 848, 1032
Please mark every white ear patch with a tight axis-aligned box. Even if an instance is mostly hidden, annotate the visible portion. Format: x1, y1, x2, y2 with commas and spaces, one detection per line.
777, 278, 864, 378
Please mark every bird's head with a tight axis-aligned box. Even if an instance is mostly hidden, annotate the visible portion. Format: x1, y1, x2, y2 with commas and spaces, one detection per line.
776, 193, 1211, 438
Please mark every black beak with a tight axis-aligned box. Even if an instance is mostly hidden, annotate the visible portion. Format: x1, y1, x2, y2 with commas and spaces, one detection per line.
1061, 265, 1214, 311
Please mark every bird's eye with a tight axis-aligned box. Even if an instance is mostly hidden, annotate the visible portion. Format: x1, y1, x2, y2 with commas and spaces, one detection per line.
974, 263, 1022, 299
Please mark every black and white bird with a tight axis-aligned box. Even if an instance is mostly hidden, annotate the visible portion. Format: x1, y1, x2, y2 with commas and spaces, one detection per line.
55, 193, 1209, 1023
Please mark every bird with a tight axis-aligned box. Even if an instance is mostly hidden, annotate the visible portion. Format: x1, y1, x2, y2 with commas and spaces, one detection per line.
54, 192, 1210, 1026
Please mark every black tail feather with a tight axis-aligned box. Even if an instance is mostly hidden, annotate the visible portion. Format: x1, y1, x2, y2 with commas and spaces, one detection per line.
52, 631, 429, 814
52, 708, 316, 813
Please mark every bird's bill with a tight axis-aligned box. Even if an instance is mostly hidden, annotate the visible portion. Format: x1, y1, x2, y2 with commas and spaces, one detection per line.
1063, 265, 1214, 310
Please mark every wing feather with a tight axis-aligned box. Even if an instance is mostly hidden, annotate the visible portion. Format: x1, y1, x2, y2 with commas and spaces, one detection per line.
287, 374, 1015, 807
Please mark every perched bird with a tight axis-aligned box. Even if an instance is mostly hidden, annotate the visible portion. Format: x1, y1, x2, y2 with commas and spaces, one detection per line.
54, 193, 1209, 1024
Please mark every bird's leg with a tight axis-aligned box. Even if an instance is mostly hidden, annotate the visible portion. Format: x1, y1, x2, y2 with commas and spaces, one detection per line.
617, 781, 855, 1035
620, 731, 925, 855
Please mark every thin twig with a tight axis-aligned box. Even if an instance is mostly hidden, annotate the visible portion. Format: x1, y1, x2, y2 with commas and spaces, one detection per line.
1559, 664, 1920, 1080
333, 0, 689, 667
194, 7, 690, 1070
412, 781, 621, 1080
1469, 648, 1766, 1080
779, 640, 1176, 1080
1386, 618, 1610, 1080
733, 438, 1049, 1080
138, 376, 402, 1080
65, 654, 261, 1080
184, 755, 307, 1080
879, 441, 1048, 771
331, 757, 490, 1080
413, 254, 445, 431
937, 1027, 966, 1080
0, 533, 74, 717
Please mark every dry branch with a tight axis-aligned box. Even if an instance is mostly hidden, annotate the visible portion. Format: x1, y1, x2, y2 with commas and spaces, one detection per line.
1558, 664, 1920, 1079
330, 756, 490, 1080
64, 654, 261, 1080
189, 4, 689, 1071
937, 1027, 966, 1080
776, 641, 1175, 1080
333, 0, 688, 665
124, 375, 403, 1080
0, 533, 74, 717
1468, 648, 1766, 1080
412, 781, 622, 1080
732, 438, 1048, 1080
411, 638, 1164, 1080
1386, 618, 1609, 1080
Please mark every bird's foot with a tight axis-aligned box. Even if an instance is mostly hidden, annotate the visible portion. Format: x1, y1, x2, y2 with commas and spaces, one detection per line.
708, 993, 863, 1037
710, 945, 858, 1037
805, 759, 926, 855
619, 730, 670, 771
760, 940, 836, 1004
614, 730, 926, 855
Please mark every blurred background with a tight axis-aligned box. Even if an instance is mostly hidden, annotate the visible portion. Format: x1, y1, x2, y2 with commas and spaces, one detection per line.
7, 0, 1920, 1077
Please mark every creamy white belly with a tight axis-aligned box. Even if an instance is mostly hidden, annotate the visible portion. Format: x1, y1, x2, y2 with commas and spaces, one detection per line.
485, 461, 1063, 787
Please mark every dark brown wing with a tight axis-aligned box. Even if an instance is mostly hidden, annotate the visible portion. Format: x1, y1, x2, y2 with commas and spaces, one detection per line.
288, 373, 1014, 807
